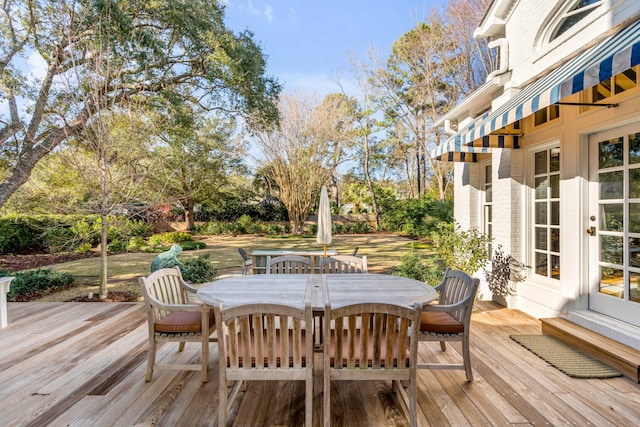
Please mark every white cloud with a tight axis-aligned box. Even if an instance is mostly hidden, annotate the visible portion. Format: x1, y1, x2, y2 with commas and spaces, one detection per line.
264, 4, 273, 23
288, 8, 297, 24
279, 72, 341, 97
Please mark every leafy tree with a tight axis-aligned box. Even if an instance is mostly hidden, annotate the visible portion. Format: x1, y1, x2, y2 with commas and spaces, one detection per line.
152, 115, 245, 229
0, 0, 280, 209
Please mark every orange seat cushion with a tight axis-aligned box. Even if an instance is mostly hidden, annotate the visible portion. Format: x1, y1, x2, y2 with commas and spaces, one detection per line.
420, 311, 464, 334
155, 310, 215, 334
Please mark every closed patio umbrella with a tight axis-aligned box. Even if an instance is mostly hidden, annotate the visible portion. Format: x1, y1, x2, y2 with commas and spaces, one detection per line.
316, 185, 332, 257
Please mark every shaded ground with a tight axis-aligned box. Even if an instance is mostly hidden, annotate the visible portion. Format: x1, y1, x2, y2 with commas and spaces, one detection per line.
0, 252, 100, 272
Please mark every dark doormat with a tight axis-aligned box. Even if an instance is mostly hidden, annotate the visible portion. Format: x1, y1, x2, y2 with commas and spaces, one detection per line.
510, 334, 623, 379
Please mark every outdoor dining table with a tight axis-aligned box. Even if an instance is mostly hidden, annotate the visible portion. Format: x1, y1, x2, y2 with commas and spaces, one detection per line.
196, 273, 437, 317
250, 250, 338, 274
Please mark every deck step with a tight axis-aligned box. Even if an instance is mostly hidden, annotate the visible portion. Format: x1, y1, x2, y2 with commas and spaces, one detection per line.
541, 317, 640, 382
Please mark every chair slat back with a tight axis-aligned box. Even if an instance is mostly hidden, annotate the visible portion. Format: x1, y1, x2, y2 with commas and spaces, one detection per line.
268, 255, 314, 274
218, 303, 311, 371
321, 255, 368, 274
238, 247, 251, 261
327, 302, 421, 370
437, 268, 479, 324
139, 267, 187, 321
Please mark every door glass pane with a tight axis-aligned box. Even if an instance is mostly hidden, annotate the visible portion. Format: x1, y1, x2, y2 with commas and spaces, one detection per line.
551, 201, 560, 225
630, 203, 640, 233
535, 151, 547, 174
600, 203, 623, 232
550, 148, 560, 172
535, 252, 547, 276
600, 267, 624, 298
550, 174, 560, 198
535, 227, 547, 250
600, 235, 623, 264
629, 238, 640, 268
486, 184, 492, 203
535, 202, 547, 225
599, 137, 624, 168
630, 133, 640, 164
535, 177, 547, 199
551, 255, 560, 280
599, 171, 623, 199
629, 169, 640, 198
551, 228, 560, 252
630, 272, 640, 303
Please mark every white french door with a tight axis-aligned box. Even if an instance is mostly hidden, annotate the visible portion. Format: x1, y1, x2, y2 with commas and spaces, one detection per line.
588, 122, 640, 326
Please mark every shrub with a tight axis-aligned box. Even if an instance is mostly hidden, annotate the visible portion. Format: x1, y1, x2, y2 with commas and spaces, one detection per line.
393, 250, 442, 285
484, 244, 526, 298
180, 254, 218, 284
148, 231, 193, 246
107, 239, 128, 253
430, 223, 491, 274
74, 243, 93, 254
1, 269, 75, 301
126, 236, 147, 252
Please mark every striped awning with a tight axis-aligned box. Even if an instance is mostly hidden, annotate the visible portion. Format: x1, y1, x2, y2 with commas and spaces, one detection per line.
432, 18, 640, 161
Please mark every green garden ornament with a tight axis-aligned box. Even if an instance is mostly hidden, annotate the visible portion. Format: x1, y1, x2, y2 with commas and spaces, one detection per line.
150, 244, 184, 272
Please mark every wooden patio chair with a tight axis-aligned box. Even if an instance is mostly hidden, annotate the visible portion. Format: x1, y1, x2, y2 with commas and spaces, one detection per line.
320, 255, 368, 273
268, 255, 314, 274
418, 267, 479, 381
138, 267, 216, 382
213, 297, 314, 426
238, 247, 253, 275
323, 299, 422, 427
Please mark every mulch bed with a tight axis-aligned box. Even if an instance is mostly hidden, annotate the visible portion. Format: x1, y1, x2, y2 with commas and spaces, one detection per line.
0, 252, 100, 272
66, 291, 139, 302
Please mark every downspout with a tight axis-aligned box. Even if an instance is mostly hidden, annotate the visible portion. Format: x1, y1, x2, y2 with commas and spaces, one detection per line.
444, 119, 458, 136
486, 38, 509, 81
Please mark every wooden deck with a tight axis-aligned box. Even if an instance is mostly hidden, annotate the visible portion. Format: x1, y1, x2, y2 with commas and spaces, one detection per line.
1, 301, 640, 426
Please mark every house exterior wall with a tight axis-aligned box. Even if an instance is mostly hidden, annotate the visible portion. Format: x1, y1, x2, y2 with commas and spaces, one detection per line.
450, 0, 640, 347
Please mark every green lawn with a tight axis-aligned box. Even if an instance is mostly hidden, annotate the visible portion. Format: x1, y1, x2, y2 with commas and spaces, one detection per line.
40, 233, 433, 301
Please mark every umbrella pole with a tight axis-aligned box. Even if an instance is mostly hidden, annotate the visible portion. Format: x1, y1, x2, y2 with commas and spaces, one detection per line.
323, 244, 327, 257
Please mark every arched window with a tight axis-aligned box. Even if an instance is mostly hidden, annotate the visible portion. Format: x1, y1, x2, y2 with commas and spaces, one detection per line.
550, 0, 603, 42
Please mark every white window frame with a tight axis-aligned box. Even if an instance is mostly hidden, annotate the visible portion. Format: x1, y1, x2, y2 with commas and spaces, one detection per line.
480, 160, 493, 253
526, 141, 562, 286
538, 0, 604, 47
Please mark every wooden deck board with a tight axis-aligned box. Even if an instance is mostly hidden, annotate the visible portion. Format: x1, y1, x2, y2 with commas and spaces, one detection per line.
1, 301, 639, 426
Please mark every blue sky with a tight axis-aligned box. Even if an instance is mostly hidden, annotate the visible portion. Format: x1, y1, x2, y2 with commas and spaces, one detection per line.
222, 0, 447, 96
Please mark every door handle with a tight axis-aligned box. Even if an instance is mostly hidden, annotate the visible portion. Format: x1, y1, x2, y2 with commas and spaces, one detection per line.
586, 226, 596, 236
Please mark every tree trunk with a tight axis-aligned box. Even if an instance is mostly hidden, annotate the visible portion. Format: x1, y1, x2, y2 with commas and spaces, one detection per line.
362, 132, 379, 230
184, 198, 195, 230
99, 156, 109, 300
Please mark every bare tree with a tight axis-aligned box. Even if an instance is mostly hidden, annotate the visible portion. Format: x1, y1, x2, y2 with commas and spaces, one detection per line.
333, 51, 385, 228
254, 93, 333, 234
370, 0, 492, 200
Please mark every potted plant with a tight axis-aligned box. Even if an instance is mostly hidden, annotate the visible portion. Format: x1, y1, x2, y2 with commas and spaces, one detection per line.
484, 245, 525, 306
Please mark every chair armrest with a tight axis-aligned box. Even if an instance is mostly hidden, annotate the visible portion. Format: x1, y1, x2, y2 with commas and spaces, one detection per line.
148, 295, 210, 313
423, 299, 469, 312
180, 280, 200, 294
